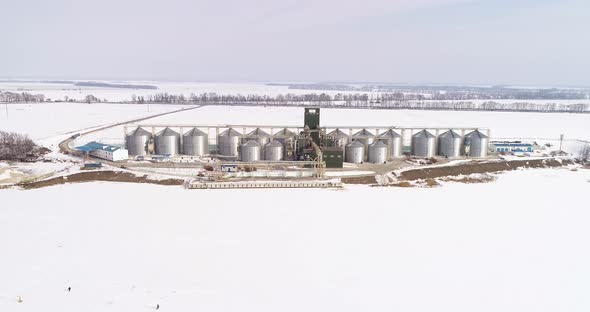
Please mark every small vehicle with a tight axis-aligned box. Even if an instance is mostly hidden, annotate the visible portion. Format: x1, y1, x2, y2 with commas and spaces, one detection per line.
134, 155, 145, 161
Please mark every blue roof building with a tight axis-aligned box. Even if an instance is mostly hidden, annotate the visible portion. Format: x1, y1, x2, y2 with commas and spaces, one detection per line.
75, 141, 128, 161
491, 142, 534, 153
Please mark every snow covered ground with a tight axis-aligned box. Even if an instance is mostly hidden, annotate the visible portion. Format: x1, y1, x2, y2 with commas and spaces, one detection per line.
0, 103, 183, 140
0, 168, 589, 311
0, 81, 368, 102
2, 81, 589, 105
1, 91, 590, 311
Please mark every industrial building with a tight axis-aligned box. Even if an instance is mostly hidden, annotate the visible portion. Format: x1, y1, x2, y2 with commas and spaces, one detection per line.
490, 142, 534, 153
76, 141, 128, 161
123, 108, 492, 171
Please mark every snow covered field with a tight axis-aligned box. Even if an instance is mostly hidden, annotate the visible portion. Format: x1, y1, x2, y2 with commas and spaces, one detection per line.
0, 103, 184, 140
1, 168, 589, 311
1, 91, 590, 311
2, 81, 589, 105
0, 81, 367, 102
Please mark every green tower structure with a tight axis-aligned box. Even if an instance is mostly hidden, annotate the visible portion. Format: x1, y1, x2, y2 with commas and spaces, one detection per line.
304, 107, 321, 145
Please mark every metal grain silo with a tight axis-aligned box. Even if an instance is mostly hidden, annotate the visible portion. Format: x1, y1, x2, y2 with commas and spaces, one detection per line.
126, 127, 152, 156
272, 128, 297, 160
438, 130, 463, 158
412, 130, 436, 157
217, 128, 242, 157
264, 140, 284, 161
377, 129, 402, 159
328, 129, 350, 148
352, 129, 375, 161
183, 128, 209, 156
464, 130, 489, 157
240, 140, 261, 162
155, 127, 180, 156
368, 141, 388, 164
246, 128, 271, 158
345, 140, 365, 164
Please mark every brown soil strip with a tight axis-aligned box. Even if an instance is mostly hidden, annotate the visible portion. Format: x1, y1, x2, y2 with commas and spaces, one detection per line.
19, 171, 183, 189
340, 175, 377, 184
399, 158, 575, 181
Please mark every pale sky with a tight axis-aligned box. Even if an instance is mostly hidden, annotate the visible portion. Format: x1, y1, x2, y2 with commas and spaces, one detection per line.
2, 0, 589, 86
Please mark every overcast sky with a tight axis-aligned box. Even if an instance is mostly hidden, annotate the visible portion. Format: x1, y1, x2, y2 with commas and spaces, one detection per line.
2, 0, 589, 86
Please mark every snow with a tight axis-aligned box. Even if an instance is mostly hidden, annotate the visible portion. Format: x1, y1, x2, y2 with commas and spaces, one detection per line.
0, 81, 369, 102
0, 161, 77, 185
0, 168, 589, 311
1, 98, 590, 310
0, 103, 183, 140
325, 170, 375, 177
2, 81, 589, 105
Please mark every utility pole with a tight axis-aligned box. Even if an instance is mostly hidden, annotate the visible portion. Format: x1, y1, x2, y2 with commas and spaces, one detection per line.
559, 134, 564, 152
4, 103, 8, 119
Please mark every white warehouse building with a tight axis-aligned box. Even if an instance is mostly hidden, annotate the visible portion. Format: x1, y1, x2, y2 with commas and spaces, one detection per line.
76, 141, 128, 161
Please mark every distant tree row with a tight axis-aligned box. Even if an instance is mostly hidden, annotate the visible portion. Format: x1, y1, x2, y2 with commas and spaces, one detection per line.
0, 131, 37, 161
0, 91, 106, 103
2, 89, 589, 113
125, 92, 590, 113
579, 144, 590, 162
271, 83, 590, 100
0, 91, 45, 103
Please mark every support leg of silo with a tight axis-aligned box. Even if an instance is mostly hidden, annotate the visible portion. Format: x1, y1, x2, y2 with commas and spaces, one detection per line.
179, 127, 184, 154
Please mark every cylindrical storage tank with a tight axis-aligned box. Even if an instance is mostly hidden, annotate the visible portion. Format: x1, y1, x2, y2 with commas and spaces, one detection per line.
464, 130, 489, 157
246, 128, 271, 158
352, 129, 375, 161
273, 128, 297, 160
217, 128, 242, 157
264, 140, 284, 161
240, 140, 261, 162
378, 129, 403, 159
126, 127, 152, 156
368, 141, 388, 164
412, 130, 436, 157
155, 127, 180, 156
345, 140, 365, 164
328, 129, 350, 148
438, 130, 463, 158
182, 128, 209, 156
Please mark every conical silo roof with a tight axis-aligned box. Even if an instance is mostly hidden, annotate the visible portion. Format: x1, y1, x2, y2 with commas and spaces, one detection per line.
248, 128, 270, 137
242, 140, 261, 147
439, 130, 462, 138
265, 140, 283, 147
329, 129, 349, 138
413, 130, 435, 138
219, 128, 242, 137
347, 140, 365, 148
378, 129, 401, 138
465, 130, 488, 139
184, 127, 207, 136
352, 129, 375, 137
273, 128, 296, 137
370, 141, 388, 148
157, 127, 179, 136
128, 127, 152, 137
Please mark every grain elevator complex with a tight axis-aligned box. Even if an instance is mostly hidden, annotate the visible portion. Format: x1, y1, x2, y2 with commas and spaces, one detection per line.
122, 108, 491, 175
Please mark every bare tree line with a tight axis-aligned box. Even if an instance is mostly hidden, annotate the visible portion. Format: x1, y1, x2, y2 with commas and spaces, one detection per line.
270, 83, 590, 100
579, 144, 590, 163
127, 92, 590, 113
0, 91, 45, 103
0, 131, 38, 161
2, 90, 589, 113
